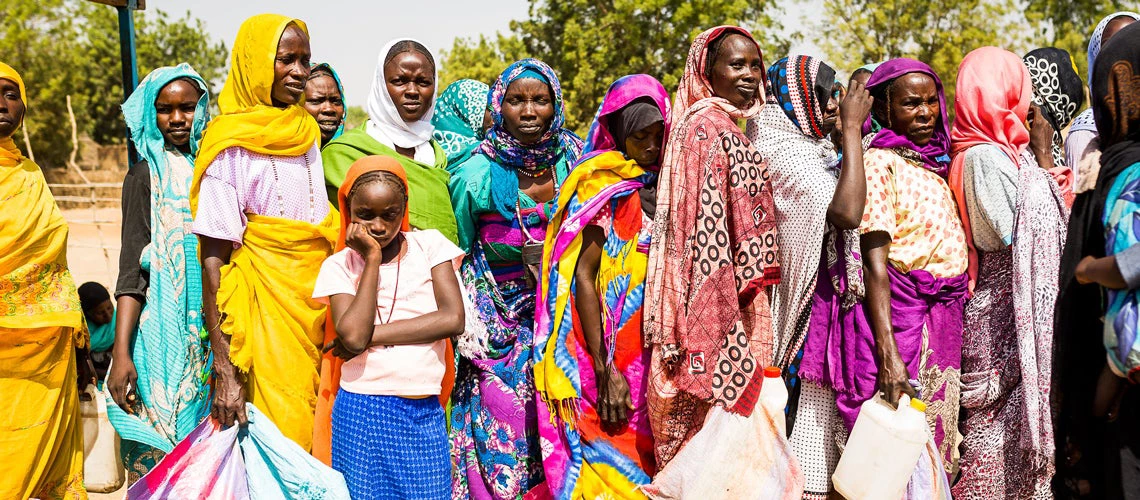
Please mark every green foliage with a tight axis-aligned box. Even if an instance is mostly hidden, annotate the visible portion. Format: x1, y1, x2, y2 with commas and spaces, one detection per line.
0, 0, 226, 167
439, 0, 791, 134
438, 33, 528, 89
1, 0, 82, 168
345, 105, 367, 130
817, 0, 1028, 111
75, 3, 228, 146
1024, 0, 1138, 81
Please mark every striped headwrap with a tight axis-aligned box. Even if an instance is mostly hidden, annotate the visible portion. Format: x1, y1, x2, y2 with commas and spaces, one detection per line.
765, 55, 837, 140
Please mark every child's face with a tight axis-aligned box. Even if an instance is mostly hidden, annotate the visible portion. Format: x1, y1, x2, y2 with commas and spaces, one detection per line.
350, 182, 406, 250
87, 299, 114, 326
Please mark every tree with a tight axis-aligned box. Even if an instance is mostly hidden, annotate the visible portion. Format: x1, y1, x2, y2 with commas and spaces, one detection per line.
0, 0, 227, 168
0, 0, 83, 167
816, 0, 1030, 110
438, 33, 528, 89
1024, 0, 1137, 82
439, 0, 791, 133
74, 2, 228, 146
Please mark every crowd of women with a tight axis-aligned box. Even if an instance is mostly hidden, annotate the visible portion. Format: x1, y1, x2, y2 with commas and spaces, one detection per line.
4, 9, 1140, 500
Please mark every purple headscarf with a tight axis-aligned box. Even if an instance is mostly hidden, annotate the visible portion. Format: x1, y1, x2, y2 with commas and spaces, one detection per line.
580, 74, 671, 163
862, 58, 952, 177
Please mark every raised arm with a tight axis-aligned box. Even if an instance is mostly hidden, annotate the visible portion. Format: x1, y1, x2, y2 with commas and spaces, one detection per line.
828, 81, 872, 229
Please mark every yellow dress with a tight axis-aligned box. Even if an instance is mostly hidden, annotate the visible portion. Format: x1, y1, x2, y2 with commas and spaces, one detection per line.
0, 95, 88, 498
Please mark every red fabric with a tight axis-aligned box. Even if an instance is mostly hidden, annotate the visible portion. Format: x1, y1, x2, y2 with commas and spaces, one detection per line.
948, 47, 1033, 293
644, 25, 778, 429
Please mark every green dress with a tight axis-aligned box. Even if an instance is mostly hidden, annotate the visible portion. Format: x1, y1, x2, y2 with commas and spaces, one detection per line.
322, 127, 459, 244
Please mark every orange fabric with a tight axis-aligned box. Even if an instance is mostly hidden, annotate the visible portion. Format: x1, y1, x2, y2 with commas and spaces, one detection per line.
312, 155, 454, 464
948, 47, 1033, 293
335, 155, 411, 247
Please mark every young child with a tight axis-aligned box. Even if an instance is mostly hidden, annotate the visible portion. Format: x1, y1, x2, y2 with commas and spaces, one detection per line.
78, 281, 115, 380
313, 156, 465, 499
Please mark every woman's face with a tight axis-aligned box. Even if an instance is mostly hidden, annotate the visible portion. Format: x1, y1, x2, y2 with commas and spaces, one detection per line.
819, 83, 841, 136
384, 51, 435, 123
271, 24, 312, 107
303, 74, 345, 144
481, 108, 493, 135
708, 34, 763, 109
1104, 16, 1137, 44
0, 78, 24, 139
623, 121, 665, 167
501, 78, 555, 145
881, 73, 940, 146
155, 79, 201, 152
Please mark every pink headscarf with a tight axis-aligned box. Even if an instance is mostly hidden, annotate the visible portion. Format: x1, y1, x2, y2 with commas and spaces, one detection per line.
669, 26, 765, 126
948, 46, 1033, 292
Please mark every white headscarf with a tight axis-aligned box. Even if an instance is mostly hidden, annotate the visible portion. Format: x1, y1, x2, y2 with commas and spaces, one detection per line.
366, 38, 437, 164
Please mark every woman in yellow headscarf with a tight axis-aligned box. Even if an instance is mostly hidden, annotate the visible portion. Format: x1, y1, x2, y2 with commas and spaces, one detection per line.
189, 14, 337, 452
0, 61, 91, 499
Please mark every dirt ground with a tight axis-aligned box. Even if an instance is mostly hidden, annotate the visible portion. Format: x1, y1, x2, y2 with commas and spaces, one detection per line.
63, 207, 121, 292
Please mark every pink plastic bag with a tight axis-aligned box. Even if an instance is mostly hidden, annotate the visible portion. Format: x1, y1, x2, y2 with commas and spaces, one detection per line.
128, 418, 249, 500
127, 404, 349, 500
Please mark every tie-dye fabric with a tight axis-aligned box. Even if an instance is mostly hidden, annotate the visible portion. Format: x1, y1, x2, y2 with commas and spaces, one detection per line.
534, 152, 655, 500
532, 74, 669, 500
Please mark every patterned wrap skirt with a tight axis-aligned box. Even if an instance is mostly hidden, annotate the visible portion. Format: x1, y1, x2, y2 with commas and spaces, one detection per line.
331, 390, 450, 499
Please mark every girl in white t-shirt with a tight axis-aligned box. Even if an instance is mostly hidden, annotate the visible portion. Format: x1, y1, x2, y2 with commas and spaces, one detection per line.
313, 156, 464, 499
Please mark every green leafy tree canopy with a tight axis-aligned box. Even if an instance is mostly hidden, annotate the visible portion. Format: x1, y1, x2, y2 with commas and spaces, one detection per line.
0, 0, 227, 167
440, 0, 792, 134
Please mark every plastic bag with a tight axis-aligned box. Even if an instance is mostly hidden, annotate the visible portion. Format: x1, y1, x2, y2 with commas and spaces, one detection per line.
643, 403, 804, 500
129, 404, 349, 500
81, 384, 126, 493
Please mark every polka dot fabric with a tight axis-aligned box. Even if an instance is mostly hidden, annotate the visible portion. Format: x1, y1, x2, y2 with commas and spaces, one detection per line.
859, 148, 968, 278
331, 390, 450, 499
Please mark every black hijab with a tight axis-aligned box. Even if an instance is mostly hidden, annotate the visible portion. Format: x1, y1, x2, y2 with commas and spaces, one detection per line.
1054, 21, 1140, 468
610, 97, 664, 159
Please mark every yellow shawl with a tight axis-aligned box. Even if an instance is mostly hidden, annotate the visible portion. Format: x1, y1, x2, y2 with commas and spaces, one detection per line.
0, 62, 84, 332
217, 212, 337, 450
190, 14, 320, 214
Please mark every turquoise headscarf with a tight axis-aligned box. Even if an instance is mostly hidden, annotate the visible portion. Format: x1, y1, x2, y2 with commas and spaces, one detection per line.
108, 63, 213, 463
311, 62, 347, 142
432, 79, 490, 166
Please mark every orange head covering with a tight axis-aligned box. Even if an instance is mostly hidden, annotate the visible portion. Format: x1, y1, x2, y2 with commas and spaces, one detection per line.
335, 155, 411, 251
315, 155, 440, 467
0, 62, 28, 167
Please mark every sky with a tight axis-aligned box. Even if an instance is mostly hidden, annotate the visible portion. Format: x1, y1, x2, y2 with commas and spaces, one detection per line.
144, 0, 821, 106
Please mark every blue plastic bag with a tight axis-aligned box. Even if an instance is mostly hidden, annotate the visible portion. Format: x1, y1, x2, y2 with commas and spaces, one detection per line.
128, 404, 349, 500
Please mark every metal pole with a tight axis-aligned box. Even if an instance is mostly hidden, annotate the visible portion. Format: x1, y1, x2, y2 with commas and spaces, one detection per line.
117, 1, 140, 165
